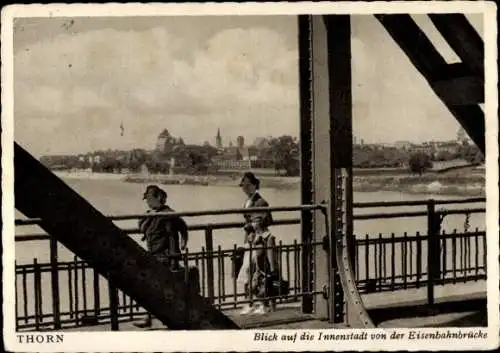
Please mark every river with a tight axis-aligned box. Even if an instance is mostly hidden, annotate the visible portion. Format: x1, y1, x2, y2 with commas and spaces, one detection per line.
14, 176, 485, 264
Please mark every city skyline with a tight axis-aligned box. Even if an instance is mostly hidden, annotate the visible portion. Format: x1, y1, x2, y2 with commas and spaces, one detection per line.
12, 14, 483, 157
39, 125, 470, 158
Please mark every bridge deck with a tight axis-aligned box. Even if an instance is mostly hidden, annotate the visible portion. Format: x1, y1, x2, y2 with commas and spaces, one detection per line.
56, 305, 485, 332
35, 285, 485, 332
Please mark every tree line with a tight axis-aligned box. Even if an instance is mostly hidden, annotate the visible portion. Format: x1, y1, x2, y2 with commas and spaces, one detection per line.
40, 136, 483, 177
39, 135, 301, 176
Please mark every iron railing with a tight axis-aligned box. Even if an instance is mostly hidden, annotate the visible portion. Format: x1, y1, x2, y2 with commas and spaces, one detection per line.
14, 198, 486, 330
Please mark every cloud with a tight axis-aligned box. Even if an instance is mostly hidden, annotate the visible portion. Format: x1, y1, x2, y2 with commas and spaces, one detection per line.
189, 28, 297, 106
14, 15, 477, 157
350, 16, 464, 143
16, 83, 111, 114
14, 25, 298, 156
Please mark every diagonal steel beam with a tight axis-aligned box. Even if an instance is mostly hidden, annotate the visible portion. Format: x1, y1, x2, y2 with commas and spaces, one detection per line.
428, 13, 484, 76
376, 15, 447, 81
447, 105, 486, 150
433, 75, 484, 105
433, 63, 484, 105
14, 142, 239, 330
375, 14, 485, 153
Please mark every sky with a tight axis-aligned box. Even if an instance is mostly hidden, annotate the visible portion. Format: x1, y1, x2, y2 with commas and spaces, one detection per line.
12, 14, 483, 157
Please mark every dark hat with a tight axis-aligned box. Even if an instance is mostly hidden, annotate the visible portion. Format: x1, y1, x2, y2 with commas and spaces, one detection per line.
239, 171, 260, 187
142, 185, 166, 199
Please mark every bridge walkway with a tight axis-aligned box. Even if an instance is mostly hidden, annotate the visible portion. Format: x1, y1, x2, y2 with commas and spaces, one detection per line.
31, 283, 486, 332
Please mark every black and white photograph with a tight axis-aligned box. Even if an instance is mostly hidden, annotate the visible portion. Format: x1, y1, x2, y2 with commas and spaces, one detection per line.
2, 1, 498, 352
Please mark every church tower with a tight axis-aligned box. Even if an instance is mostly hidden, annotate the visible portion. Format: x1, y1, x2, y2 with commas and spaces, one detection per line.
215, 128, 222, 149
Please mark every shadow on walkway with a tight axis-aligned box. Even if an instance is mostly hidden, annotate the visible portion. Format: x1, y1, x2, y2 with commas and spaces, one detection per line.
369, 297, 486, 327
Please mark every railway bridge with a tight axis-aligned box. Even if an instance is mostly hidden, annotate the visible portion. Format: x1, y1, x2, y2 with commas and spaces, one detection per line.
14, 13, 486, 330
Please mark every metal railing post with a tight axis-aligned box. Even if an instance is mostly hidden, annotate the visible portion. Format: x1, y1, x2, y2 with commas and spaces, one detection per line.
204, 227, 215, 303
33, 258, 41, 330
49, 235, 61, 329
108, 277, 119, 331
93, 268, 101, 319
426, 199, 440, 307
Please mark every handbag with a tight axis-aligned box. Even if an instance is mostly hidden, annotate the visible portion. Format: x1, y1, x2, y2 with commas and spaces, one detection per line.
254, 271, 290, 298
267, 274, 290, 297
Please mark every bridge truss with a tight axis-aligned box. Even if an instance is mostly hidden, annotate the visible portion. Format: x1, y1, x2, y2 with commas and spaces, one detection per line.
13, 14, 485, 329
300, 13, 484, 328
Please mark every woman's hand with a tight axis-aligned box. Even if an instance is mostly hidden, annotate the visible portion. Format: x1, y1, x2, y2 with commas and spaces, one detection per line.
246, 232, 256, 244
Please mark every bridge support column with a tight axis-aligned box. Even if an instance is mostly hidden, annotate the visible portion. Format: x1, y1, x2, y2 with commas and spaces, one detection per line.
302, 14, 353, 324
299, 15, 314, 315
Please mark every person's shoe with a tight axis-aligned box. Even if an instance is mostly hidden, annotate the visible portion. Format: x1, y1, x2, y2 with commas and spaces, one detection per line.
252, 304, 270, 315
239, 305, 255, 315
133, 317, 152, 328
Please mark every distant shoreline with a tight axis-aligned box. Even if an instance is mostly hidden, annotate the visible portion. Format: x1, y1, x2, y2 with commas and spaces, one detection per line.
54, 168, 485, 197
122, 173, 485, 197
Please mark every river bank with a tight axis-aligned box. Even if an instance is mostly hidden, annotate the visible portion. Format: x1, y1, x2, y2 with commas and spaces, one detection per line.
353, 173, 485, 197
52, 168, 485, 197
122, 170, 485, 197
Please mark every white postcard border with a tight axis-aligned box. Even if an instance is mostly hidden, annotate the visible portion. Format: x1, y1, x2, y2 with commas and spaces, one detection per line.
2, 1, 499, 352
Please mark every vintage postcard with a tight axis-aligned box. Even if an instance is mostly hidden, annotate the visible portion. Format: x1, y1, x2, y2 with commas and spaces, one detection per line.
2, 1, 499, 352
